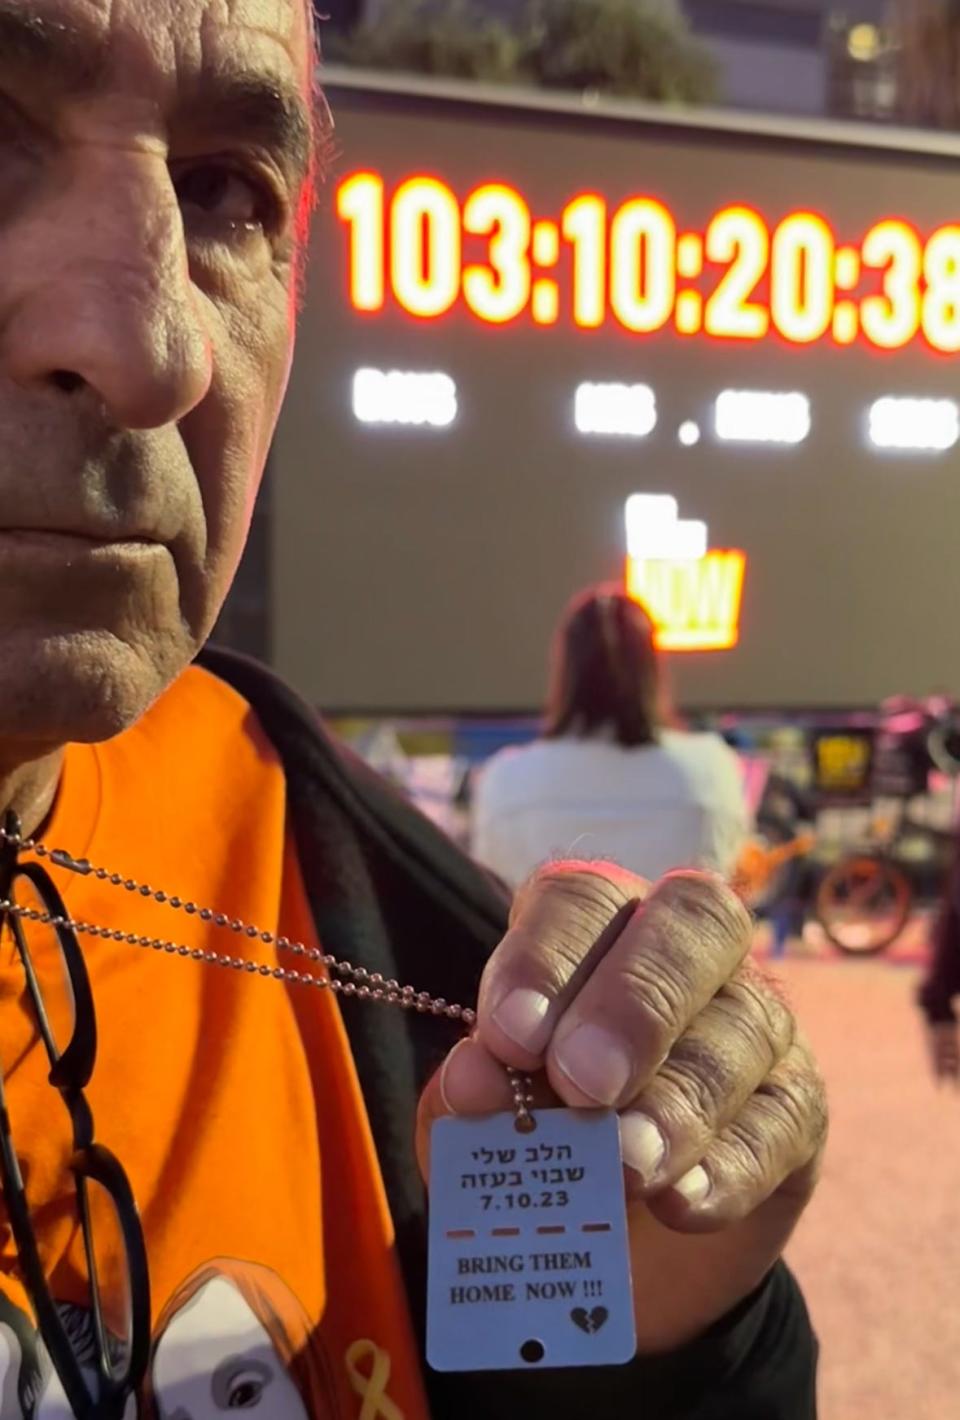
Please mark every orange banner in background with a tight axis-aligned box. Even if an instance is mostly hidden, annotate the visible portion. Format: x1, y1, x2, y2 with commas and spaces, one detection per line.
625, 551, 747, 652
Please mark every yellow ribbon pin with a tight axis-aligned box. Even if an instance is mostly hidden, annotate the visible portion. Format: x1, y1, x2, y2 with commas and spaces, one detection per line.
345, 1339, 405, 1420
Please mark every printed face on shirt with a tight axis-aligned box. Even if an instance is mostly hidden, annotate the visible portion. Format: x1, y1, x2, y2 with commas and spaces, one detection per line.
0, 0, 316, 748
0, 1323, 22, 1420
0, 1297, 137, 1420
0, 1294, 42, 1420
151, 1275, 311, 1419
31, 1364, 137, 1420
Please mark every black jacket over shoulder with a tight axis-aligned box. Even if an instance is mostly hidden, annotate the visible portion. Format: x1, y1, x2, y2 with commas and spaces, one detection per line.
198, 646, 818, 1420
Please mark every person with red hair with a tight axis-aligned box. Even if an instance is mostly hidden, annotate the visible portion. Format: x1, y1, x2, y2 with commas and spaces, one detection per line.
146, 1258, 343, 1419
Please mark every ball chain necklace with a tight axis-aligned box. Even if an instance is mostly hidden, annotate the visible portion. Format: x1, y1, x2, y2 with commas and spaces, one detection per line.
0, 822, 637, 1377
0, 822, 538, 1131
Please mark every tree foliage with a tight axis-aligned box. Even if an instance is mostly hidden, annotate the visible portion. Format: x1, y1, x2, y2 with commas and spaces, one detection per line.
525, 0, 715, 102
325, 0, 523, 82
327, 0, 716, 104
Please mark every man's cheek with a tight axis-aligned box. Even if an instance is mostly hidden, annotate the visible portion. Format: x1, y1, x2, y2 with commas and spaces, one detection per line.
222, 290, 293, 463
182, 282, 292, 579
182, 378, 269, 536
196, 454, 258, 582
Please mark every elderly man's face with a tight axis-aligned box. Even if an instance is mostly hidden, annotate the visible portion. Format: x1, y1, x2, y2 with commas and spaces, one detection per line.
0, 0, 313, 747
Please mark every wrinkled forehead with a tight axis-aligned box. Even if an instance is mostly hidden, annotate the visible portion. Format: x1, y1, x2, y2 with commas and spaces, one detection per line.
2, 0, 313, 101
0, 0, 318, 192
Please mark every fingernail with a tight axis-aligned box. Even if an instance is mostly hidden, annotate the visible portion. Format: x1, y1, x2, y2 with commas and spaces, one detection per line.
620, 1113, 667, 1182
554, 1024, 633, 1106
491, 988, 553, 1054
674, 1165, 711, 1205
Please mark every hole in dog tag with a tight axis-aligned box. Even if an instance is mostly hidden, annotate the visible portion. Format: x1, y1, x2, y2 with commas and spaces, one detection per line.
427, 1109, 636, 1371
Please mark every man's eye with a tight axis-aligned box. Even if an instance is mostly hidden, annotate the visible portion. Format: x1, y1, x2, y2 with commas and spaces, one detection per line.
175, 163, 272, 231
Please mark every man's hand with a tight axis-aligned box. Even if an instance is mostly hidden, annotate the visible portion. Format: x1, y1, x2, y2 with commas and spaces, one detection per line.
927, 1020, 960, 1084
417, 863, 827, 1355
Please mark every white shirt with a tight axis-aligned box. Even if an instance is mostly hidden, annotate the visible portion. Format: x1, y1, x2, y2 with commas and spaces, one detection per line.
471, 731, 748, 890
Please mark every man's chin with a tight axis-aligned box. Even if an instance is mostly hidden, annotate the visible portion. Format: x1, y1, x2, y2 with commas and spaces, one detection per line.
0, 626, 195, 748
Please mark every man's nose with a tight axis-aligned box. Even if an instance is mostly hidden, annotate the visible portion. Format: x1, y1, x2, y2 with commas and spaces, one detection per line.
1, 153, 213, 430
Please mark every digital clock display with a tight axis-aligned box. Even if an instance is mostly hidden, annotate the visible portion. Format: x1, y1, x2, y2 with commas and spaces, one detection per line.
338, 171, 960, 354
273, 78, 960, 714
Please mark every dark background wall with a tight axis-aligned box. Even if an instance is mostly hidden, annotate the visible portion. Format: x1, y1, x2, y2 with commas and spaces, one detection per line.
270, 81, 960, 713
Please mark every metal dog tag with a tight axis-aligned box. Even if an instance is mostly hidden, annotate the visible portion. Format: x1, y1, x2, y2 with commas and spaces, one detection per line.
427, 1109, 636, 1372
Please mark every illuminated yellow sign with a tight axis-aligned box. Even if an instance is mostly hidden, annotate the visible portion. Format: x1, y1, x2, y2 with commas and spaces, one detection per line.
815, 734, 873, 793
625, 551, 746, 652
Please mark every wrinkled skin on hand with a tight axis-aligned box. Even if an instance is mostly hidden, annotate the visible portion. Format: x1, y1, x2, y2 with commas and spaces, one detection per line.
418, 863, 827, 1354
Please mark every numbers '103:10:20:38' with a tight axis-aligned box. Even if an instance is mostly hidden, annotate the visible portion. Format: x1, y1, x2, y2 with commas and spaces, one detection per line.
337, 171, 960, 353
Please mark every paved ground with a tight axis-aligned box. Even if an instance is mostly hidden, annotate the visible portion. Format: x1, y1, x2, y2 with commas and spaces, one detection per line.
765, 948, 960, 1419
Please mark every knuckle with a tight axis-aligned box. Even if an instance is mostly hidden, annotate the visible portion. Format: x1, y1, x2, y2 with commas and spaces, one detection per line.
755, 1059, 828, 1150
717, 975, 796, 1061
618, 956, 691, 1052
796, 1058, 829, 1147
751, 1079, 807, 1142
491, 921, 584, 993
657, 1035, 735, 1122
515, 862, 642, 940
651, 871, 753, 951
711, 1054, 829, 1192
724, 1113, 779, 1180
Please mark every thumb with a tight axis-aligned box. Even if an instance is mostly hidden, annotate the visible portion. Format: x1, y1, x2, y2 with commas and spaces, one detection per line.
415, 1036, 523, 1181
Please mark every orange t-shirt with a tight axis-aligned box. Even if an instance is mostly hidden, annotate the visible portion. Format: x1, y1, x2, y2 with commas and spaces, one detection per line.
0, 665, 431, 1420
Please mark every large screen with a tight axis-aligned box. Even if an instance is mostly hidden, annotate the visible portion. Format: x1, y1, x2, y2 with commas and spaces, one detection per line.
271, 75, 960, 712
337, 172, 960, 354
